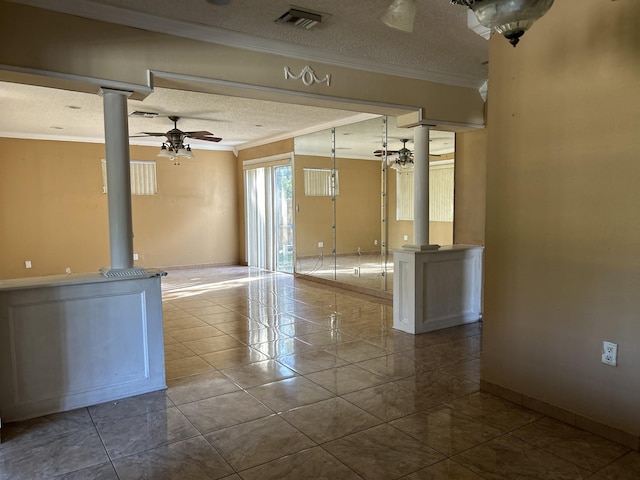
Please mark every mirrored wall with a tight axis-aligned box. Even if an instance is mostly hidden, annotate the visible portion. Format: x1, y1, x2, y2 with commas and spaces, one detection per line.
293, 116, 455, 295
294, 116, 390, 292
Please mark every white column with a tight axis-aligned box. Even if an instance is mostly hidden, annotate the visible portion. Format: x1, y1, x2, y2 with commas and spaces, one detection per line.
101, 88, 134, 270
413, 125, 430, 246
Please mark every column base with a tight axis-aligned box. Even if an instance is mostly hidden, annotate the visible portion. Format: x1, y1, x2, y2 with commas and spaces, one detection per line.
393, 245, 484, 334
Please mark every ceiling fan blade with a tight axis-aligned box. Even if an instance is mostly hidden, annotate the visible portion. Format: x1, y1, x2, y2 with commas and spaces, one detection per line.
374, 149, 400, 157
184, 131, 214, 137
190, 135, 223, 143
130, 132, 168, 137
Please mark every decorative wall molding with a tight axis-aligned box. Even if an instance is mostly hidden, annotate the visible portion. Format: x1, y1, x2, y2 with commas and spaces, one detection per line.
0, 274, 166, 422
284, 66, 331, 86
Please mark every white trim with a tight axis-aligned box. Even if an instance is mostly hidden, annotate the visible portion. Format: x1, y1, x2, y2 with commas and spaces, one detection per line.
151, 71, 417, 116
0, 132, 107, 144
0, 63, 152, 98
242, 153, 293, 169
12, 0, 486, 89
430, 159, 455, 167
0, 131, 235, 152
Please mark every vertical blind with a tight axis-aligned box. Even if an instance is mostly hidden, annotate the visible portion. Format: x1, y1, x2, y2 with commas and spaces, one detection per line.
303, 168, 339, 196
101, 160, 157, 195
396, 163, 454, 221
244, 167, 273, 270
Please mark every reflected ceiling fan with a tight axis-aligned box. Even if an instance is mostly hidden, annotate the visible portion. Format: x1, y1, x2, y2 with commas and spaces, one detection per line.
374, 139, 414, 171
131, 115, 222, 163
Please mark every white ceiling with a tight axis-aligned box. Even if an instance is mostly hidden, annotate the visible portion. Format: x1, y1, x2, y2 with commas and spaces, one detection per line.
2, 0, 483, 156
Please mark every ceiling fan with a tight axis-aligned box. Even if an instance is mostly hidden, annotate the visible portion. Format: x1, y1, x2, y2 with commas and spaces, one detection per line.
374, 139, 414, 171
131, 115, 222, 162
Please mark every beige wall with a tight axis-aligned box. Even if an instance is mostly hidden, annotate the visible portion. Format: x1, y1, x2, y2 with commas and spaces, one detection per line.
0, 138, 238, 279
454, 129, 487, 246
483, 0, 640, 436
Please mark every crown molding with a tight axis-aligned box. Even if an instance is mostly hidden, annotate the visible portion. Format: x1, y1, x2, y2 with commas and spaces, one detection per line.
0, 131, 235, 151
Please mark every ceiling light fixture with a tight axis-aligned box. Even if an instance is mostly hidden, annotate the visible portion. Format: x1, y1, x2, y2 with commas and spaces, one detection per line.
389, 139, 414, 171
380, 0, 417, 33
452, 0, 554, 47
158, 142, 193, 163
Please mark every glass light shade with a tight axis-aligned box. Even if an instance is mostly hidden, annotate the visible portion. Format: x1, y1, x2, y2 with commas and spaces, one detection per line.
455, 0, 554, 46
380, 0, 417, 33
157, 145, 173, 158
176, 147, 194, 159
390, 159, 414, 171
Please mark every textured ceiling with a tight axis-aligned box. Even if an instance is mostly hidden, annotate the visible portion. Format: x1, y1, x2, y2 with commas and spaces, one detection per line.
2, 0, 475, 156
0, 81, 373, 148
0, 80, 453, 158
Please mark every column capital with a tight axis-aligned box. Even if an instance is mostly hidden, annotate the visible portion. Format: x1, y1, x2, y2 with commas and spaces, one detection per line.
99, 87, 133, 98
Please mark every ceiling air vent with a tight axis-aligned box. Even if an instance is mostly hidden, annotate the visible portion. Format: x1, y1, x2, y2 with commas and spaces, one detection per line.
129, 111, 159, 118
275, 8, 322, 29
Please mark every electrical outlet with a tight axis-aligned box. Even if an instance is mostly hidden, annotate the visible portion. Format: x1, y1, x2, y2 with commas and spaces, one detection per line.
318, 242, 324, 248
602, 341, 618, 366
403, 235, 409, 241
25, 260, 32, 269
133, 253, 139, 261
374, 239, 378, 246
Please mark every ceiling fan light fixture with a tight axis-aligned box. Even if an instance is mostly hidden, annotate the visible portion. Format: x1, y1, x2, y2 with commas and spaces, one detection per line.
451, 0, 554, 47
380, 0, 417, 33
389, 139, 414, 170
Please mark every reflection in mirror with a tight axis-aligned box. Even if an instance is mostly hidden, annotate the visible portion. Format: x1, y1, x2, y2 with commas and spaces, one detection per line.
293, 115, 455, 296
334, 117, 388, 291
294, 128, 335, 279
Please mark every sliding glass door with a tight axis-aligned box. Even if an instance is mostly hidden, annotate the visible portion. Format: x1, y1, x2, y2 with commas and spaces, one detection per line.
244, 160, 293, 273
273, 165, 293, 273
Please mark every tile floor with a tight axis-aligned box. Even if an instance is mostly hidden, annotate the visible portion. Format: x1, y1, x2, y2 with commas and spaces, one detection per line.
296, 253, 394, 293
1, 266, 638, 479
